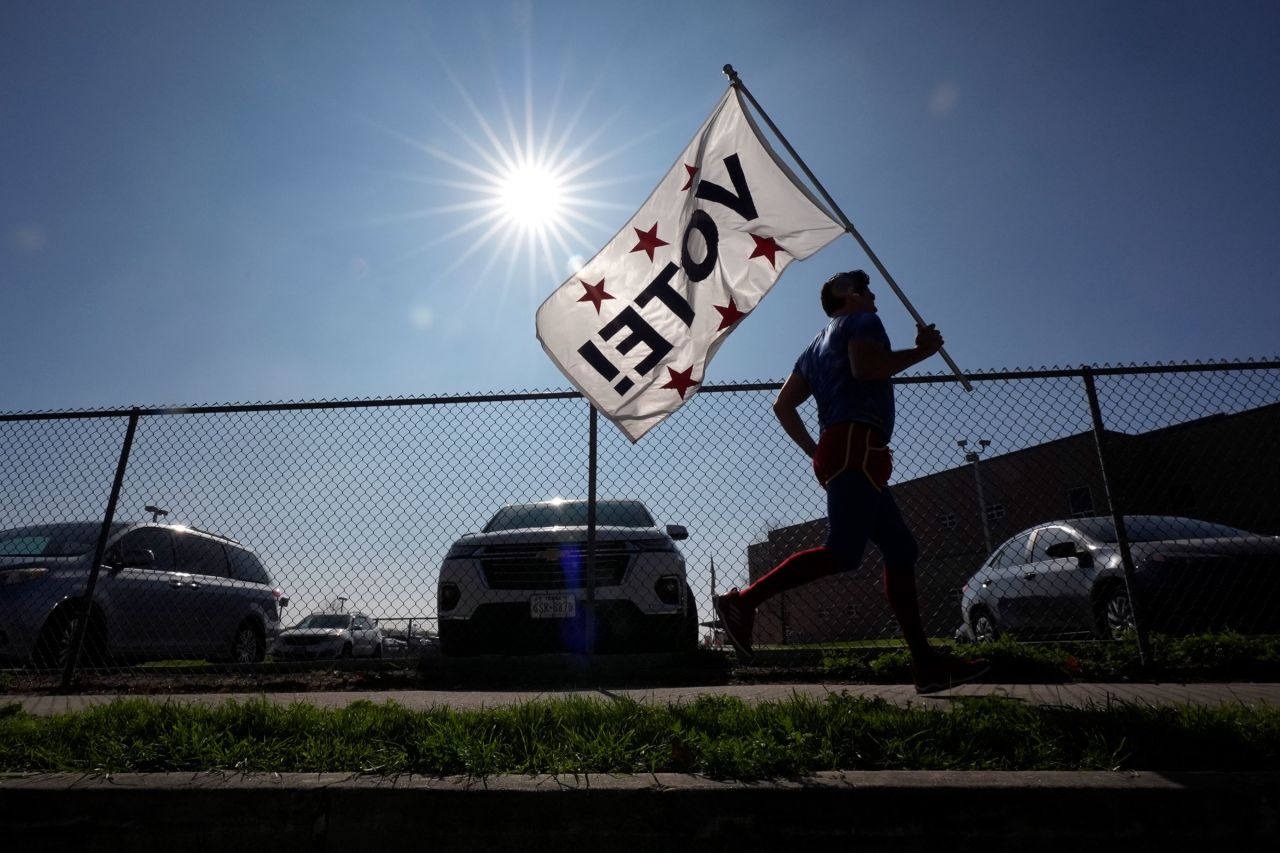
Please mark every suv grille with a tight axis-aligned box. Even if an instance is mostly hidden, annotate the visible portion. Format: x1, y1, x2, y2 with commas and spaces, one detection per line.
480, 542, 631, 590
282, 636, 331, 647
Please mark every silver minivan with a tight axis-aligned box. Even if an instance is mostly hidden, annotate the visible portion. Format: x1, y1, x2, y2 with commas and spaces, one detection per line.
0, 521, 287, 667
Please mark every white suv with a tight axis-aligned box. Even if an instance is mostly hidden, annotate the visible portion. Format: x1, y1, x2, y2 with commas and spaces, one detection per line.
270, 611, 384, 660
437, 499, 697, 656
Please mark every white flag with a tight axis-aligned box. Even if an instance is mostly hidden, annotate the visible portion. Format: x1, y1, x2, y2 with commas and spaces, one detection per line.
536, 87, 844, 441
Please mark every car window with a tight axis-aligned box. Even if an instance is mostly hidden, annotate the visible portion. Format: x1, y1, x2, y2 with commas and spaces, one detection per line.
991, 533, 1032, 569
296, 614, 352, 629
227, 547, 270, 585
1071, 516, 1249, 543
1130, 517, 1248, 540
0, 522, 125, 557
113, 527, 176, 572
1031, 527, 1079, 561
0, 535, 53, 556
484, 501, 656, 531
175, 534, 230, 577
354, 616, 371, 630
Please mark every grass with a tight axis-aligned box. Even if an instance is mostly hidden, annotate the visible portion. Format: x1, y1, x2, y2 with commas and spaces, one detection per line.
2, 692, 1278, 778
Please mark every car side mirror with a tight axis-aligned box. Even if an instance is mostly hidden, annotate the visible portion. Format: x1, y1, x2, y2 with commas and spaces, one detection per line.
1045, 541, 1093, 568
279, 596, 290, 609
666, 524, 688, 541
116, 548, 156, 569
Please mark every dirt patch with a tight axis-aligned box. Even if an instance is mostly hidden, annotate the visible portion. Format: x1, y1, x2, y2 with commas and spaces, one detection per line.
1, 652, 847, 696
1, 666, 424, 696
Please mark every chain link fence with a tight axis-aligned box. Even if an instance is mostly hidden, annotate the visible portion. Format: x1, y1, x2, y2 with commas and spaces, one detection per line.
1, 361, 1277, 679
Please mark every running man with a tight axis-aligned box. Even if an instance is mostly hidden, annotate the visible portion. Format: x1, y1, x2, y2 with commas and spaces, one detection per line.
713, 269, 987, 694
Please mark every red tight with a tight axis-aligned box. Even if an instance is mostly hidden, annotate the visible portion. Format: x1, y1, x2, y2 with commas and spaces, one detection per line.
737, 545, 932, 660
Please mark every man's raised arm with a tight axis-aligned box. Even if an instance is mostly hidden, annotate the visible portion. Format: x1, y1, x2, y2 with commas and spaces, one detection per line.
850, 323, 944, 381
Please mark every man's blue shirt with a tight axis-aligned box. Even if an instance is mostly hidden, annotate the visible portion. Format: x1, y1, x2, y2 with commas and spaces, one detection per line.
794, 311, 895, 439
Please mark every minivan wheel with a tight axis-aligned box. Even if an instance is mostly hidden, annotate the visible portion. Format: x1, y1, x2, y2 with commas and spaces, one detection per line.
970, 608, 999, 644
230, 620, 265, 664
35, 607, 105, 670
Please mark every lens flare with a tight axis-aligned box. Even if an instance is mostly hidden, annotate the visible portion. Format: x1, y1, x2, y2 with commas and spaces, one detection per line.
344, 43, 642, 310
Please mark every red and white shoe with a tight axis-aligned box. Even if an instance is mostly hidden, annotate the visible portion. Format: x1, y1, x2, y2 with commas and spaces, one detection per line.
913, 652, 990, 695
712, 589, 755, 663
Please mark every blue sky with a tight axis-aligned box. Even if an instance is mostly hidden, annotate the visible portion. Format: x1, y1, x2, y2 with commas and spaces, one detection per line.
4, 0, 1278, 414
5, 0, 1280, 624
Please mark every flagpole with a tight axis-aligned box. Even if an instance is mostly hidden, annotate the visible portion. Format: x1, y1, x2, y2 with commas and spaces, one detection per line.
722, 64, 973, 393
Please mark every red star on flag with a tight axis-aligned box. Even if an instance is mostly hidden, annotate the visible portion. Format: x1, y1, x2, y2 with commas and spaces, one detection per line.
661, 365, 698, 399
748, 233, 784, 268
630, 223, 669, 261
714, 297, 748, 331
577, 278, 614, 313
681, 164, 699, 191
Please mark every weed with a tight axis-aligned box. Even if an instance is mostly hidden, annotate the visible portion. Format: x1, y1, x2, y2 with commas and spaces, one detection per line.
2, 692, 1277, 779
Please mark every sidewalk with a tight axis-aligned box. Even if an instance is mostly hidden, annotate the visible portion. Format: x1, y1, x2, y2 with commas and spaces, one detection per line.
10, 680, 1280, 715
5, 681, 1279, 849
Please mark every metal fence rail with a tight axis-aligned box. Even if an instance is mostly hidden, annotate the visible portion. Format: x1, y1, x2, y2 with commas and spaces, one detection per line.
2, 360, 1277, 681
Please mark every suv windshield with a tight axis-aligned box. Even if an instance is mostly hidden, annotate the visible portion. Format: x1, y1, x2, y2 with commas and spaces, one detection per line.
1073, 516, 1248, 543
484, 501, 656, 532
0, 523, 125, 557
295, 614, 353, 630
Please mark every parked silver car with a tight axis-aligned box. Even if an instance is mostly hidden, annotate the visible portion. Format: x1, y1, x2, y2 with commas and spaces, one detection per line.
437, 499, 697, 655
0, 521, 287, 667
270, 612, 384, 660
959, 515, 1280, 642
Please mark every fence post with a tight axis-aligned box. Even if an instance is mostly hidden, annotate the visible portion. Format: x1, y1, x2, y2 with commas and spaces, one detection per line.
1080, 370, 1153, 669
584, 404, 598, 657
60, 408, 140, 691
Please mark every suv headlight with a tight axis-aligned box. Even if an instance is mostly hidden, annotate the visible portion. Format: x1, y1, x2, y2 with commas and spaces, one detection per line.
0, 567, 49, 586
445, 542, 482, 560
654, 575, 682, 605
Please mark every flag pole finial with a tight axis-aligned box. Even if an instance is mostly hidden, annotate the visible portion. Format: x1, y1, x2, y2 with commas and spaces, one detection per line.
722, 64, 740, 84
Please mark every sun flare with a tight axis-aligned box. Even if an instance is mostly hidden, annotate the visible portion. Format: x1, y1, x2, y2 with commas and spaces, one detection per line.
358, 51, 638, 303
497, 163, 567, 230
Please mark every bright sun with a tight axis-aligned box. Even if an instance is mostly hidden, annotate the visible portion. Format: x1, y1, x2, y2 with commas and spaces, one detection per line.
365, 59, 634, 296
497, 163, 567, 230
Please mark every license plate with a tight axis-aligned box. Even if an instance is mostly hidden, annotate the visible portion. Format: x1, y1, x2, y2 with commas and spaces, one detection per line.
530, 593, 576, 619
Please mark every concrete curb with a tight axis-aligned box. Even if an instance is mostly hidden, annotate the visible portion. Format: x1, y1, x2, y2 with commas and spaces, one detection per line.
3, 770, 1278, 850
6, 685, 1279, 849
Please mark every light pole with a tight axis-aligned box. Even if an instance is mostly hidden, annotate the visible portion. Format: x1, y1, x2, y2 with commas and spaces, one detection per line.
957, 439, 993, 555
